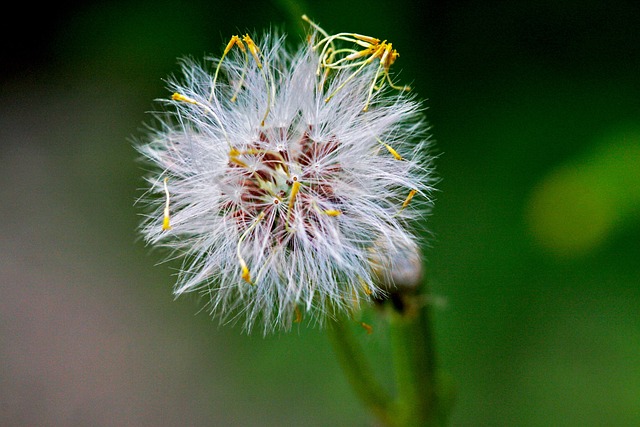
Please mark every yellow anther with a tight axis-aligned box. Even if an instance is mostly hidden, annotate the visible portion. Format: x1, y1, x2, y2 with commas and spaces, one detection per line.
344, 47, 377, 61
228, 148, 248, 168
386, 47, 400, 69
371, 42, 387, 60
302, 14, 410, 111
294, 306, 303, 323
402, 189, 418, 210
383, 143, 403, 160
229, 157, 248, 168
360, 322, 373, 334
283, 180, 302, 228
324, 59, 370, 103
162, 177, 172, 231
236, 211, 265, 285
230, 36, 248, 103
380, 43, 392, 66
352, 34, 381, 46
243, 34, 262, 69
224, 36, 237, 55
213, 35, 249, 104
238, 33, 272, 126
324, 209, 341, 217
224, 35, 242, 55
240, 262, 251, 284
172, 92, 197, 104
288, 180, 301, 212
235, 38, 246, 52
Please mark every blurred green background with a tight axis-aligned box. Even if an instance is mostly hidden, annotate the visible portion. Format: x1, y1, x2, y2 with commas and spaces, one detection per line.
1, 0, 638, 425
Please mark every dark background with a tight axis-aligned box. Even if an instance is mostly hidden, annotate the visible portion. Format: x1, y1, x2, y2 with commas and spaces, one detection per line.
2, 0, 639, 425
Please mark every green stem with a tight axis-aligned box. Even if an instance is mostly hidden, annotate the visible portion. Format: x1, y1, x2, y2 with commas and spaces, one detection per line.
329, 288, 449, 426
328, 318, 394, 426
387, 292, 441, 426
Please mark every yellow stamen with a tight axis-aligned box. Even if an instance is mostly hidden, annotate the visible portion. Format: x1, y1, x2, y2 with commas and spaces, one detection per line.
360, 322, 373, 334
241, 34, 272, 126
353, 34, 381, 46
230, 42, 249, 103
236, 212, 265, 285
228, 148, 249, 168
383, 142, 403, 160
294, 306, 302, 323
324, 59, 371, 103
173, 92, 232, 147
344, 47, 376, 61
386, 47, 400, 69
324, 209, 341, 217
172, 92, 197, 104
224, 35, 241, 55
284, 180, 302, 230
379, 43, 394, 69
305, 19, 409, 110
288, 180, 301, 213
243, 34, 262, 69
384, 72, 411, 92
211, 35, 247, 103
162, 177, 172, 230
240, 260, 251, 284
402, 189, 418, 210
229, 156, 248, 168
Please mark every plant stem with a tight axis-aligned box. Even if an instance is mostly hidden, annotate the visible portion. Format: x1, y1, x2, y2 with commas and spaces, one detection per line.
387, 291, 441, 426
329, 290, 446, 426
328, 318, 395, 426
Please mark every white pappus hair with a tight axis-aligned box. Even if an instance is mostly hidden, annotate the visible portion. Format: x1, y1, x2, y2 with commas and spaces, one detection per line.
136, 23, 436, 333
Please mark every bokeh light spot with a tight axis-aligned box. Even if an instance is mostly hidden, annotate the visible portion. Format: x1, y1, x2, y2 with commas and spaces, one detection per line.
527, 166, 616, 256
527, 126, 640, 257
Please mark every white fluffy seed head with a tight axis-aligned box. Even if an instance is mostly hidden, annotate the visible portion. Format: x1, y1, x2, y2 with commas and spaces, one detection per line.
136, 28, 435, 333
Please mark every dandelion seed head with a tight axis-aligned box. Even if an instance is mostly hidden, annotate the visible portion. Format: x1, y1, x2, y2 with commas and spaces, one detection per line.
136, 19, 436, 333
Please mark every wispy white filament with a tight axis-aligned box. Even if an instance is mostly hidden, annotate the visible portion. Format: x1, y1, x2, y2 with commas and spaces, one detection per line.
137, 28, 435, 333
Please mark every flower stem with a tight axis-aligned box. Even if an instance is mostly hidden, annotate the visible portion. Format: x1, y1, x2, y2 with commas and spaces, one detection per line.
330, 288, 447, 426
387, 291, 442, 426
328, 318, 395, 426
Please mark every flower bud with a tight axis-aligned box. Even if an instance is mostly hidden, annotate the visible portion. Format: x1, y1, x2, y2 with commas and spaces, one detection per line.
370, 236, 424, 294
